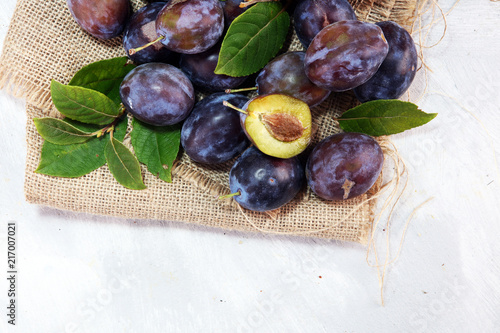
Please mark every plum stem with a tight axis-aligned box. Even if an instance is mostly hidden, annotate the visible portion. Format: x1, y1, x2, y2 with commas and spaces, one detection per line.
218, 191, 241, 200
128, 36, 165, 55
342, 179, 355, 200
225, 87, 258, 94
223, 100, 248, 115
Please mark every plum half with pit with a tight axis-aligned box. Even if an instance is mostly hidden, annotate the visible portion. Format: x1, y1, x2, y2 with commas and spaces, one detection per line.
226, 94, 312, 159
227, 146, 305, 212
120, 63, 195, 126
181, 93, 249, 164
306, 132, 384, 201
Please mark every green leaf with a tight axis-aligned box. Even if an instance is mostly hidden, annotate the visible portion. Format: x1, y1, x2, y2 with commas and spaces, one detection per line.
337, 100, 438, 136
69, 57, 136, 105
35, 117, 127, 178
105, 136, 146, 190
51, 80, 122, 126
33, 117, 96, 145
215, 2, 290, 77
130, 118, 180, 183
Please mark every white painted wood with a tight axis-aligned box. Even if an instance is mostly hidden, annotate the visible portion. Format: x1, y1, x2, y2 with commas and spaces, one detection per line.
0, 1, 499, 332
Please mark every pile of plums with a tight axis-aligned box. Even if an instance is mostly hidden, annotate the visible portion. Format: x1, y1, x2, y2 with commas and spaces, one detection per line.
67, 0, 417, 211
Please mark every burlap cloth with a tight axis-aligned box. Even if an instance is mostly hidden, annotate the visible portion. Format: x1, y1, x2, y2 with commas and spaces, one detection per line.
0, 0, 420, 243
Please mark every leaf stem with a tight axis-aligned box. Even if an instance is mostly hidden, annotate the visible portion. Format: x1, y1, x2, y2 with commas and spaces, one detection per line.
119, 103, 126, 116
95, 117, 121, 138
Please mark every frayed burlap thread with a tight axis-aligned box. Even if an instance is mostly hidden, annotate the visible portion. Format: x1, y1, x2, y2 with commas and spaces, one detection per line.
3, 0, 420, 243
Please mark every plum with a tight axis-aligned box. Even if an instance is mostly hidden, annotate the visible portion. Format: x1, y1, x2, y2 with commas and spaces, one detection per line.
179, 43, 248, 92
231, 94, 312, 159
123, 2, 178, 65
306, 132, 383, 200
304, 20, 389, 92
181, 93, 250, 164
294, 0, 357, 48
353, 21, 418, 102
256, 51, 330, 107
120, 63, 194, 126
156, 0, 224, 54
67, 0, 130, 40
228, 146, 304, 211
221, 0, 247, 26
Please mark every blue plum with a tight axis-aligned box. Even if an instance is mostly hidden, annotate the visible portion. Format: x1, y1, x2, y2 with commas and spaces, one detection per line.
354, 21, 418, 102
179, 43, 248, 92
67, 0, 131, 40
256, 51, 330, 107
181, 93, 250, 164
156, 0, 224, 54
221, 0, 247, 26
304, 20, 389, 92
306, 132, 383, 200
123, 2, 178, 65
229, 146, 304, 211
120, 63, 195, 126
294, 0, 357, 48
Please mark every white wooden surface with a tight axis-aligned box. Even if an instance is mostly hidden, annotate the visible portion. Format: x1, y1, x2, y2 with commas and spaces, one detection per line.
0, 1, 499, 332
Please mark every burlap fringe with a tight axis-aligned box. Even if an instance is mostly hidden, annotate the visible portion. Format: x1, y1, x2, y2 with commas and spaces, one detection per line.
0, 66, 51, 107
